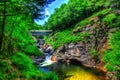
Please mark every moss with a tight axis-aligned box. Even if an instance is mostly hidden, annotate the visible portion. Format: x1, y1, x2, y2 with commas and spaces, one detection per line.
90, 49, 99, 59
75, 18, 89, 28
92, 8, 112, 17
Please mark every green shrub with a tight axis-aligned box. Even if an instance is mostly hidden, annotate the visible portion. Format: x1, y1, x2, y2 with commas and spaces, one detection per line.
90, 49, 99, 59
44, 28, 89, 49
11, 52, 58, 79
11, 52, 33, 71
103, 13, 116, 25
110, 16, 120, 28
44, 0, 105, 30
25, 45, 41, 56
0, 59, 18, 80
75, 9, 112, 29
104, 30, 120, 78
0, 60, 12, 72
0, 72, 3, 80
42, 72, 58, 80
92, 9, 112, 17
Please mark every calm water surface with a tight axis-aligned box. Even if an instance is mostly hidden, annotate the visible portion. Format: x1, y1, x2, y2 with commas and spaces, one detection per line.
40, 63, 105, 80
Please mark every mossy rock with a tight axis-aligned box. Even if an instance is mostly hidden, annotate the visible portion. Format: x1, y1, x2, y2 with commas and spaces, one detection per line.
72, 27, 81, 34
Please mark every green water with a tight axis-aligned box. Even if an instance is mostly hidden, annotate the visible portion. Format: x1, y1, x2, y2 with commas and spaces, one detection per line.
50, 63, 105, 80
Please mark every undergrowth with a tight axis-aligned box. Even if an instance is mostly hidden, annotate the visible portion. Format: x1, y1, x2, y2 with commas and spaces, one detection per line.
104, 30, 120, 78
44, 28, 89, 49
0, 52, 58, 80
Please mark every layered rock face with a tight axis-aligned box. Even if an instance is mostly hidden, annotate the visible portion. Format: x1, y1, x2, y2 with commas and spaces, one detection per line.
54, 17, 118, 80
55, 42, 103, 69
55, 17, 108, 68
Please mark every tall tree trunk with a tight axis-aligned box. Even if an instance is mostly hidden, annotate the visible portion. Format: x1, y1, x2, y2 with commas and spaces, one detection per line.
0, 0, 7, 52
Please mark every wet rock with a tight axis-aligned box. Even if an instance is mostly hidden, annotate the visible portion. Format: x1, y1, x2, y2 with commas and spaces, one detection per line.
33, 58, 43, 65
55, 42, 99, 69
92, 23, 98, 28
68, 43, 75, 49
72, 27, 81, 34
89, 17, 99, 23
109, 28, 117, 33
72, 48, 80, 57
57, 45, 66, 53
86, 24, 91, 28
106, 72, 118, 80
37, 39, 45, 45
30, 55, 45, 65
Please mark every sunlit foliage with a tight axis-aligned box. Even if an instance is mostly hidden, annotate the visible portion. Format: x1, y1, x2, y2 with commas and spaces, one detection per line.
104, 30, 120, 78
0, 0, 58, 80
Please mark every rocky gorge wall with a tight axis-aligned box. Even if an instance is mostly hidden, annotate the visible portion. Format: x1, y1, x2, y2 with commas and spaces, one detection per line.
55, 17, 107, 68
53, 16, 118, 80
32, 16, 119, 80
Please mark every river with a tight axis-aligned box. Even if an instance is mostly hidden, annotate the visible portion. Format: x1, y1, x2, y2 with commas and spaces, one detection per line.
34, 33, 105, 80
40, 63, 105, 80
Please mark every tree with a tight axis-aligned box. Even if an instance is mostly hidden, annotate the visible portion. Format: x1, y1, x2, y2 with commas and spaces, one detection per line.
0, 0, 7, 52
44, 0, 104, 30
110, 0, 120, 8
0, 0, 58, 79
0, 0, 48, 53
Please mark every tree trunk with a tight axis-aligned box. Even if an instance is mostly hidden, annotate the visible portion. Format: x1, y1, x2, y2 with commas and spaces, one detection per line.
0, 0, 7, 52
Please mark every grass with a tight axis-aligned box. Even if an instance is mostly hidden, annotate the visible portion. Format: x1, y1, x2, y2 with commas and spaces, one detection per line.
44, 28, 89, 49
75, 9, 112, 28
11, 52, 58, 80
102, 13, 116, 26
11, 52, 33, 71
44, 7, 120, 79
103, 30, 120, 78
90, 49, 99, 59
44, 9, 113, 49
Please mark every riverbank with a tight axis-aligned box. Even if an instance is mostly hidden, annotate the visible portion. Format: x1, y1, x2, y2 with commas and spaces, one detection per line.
31, 38, 107, 80
44, 7, 120, 79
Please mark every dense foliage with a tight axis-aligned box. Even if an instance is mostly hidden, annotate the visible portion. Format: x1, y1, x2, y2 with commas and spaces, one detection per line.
44, 0, 107, 30
0, 0, 58, 80
1, 0, 120, 79
104, 30, 120, 78
44, 28, 89, 49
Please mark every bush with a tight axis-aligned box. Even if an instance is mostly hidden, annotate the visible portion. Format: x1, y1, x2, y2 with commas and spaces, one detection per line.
0, 72, 3, 80
104, 30, 120, 78
11, 52, 33, 71
44, 0, 104, 30
0, 59, 12, 73
110, 16, 120, 28
103, 13, 116, 26
90, 49, 99, 59
11, 52, 58, 79
25, 45, 41, 56
44, 28, 89, 49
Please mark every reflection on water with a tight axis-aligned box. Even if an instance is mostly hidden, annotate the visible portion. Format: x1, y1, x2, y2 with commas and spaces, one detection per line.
40, 67, 50, 72
40, 63, 105, 80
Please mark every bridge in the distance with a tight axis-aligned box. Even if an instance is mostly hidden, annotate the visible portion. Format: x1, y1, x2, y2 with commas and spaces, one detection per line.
30, 30, 53, 37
